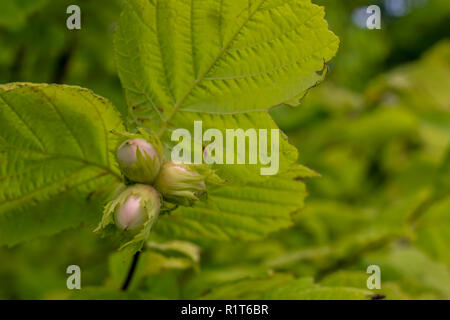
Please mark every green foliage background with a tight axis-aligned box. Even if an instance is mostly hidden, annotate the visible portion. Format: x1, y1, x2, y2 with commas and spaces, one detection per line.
0, 0, 449, 299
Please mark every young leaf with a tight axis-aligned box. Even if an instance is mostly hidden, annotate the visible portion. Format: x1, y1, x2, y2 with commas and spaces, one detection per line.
0, 83, 124, 245
115, 0, 339, 130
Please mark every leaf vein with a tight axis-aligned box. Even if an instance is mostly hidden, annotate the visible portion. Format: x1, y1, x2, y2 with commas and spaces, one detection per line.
0, 91, 46, 151
158, 0, 267, 136
39, 89, 86, 158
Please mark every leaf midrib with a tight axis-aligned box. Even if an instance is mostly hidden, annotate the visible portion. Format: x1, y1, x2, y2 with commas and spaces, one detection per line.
0, 170, 110, 208
157, 0, 267, 137
0, 84, 121, 181
1, 145, 122, 181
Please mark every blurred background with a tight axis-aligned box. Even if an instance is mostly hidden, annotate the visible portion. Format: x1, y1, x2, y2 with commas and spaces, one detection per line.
0, 0, 449, 299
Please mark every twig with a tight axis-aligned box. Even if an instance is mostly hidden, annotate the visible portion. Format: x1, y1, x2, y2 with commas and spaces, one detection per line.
121, 251, 141, 291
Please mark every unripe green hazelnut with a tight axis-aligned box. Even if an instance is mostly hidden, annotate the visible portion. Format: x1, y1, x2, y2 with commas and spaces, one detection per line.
95, 184, 161, 249
155, 161, 207, 203
117, 138, 162, 183
114, 184, 160, 232
95, 184, 160, 233
115, 195, 146, 231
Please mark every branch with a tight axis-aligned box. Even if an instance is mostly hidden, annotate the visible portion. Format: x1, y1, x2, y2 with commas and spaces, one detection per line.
121, 250, 141, 291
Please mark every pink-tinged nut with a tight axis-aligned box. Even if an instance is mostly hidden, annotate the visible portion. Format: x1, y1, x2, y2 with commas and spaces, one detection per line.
115, 195, 146, 231
117, 139, 157, 166
113, 184, 161, 232
95, 184, 161, 246
116, 138, 162, 183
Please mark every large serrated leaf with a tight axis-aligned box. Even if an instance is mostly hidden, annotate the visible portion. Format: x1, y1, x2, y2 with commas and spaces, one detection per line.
152, 111, 310, 241
115, 0, 339, 131
0, 83, 124, 245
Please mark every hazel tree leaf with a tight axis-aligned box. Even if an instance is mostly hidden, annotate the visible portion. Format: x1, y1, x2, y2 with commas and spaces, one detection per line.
0, 83, 125, 245
415, 196, 450, 265
198, 273, 294, 299
115, 0, 339, 131
263, 285, 372, 300
362, 247, 450, 299
320, 271, 410, 300
152, 112, 311, 241
197, 274, 371, 300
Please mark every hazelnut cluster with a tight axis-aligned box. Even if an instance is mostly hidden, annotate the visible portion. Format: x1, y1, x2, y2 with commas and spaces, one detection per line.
95, 131, 209, 242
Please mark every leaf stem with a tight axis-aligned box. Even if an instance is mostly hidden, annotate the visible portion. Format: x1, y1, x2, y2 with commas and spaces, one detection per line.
121, 251, 141, 291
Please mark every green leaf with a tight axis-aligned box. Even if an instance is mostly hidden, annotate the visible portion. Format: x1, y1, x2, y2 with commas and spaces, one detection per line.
198, 273, 294, 299
181, 265, 270, 298
152, 112, 310, 241
362, 247, 450, 299
263, 278, 371, 300
147, 240, 201, 264
271, 286, 372, 300
154, 170, 308, 241
0, 83, 124, 245
321, 270, 411, 300
415, 196, 450, 265
115, 0, 339, 131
